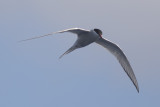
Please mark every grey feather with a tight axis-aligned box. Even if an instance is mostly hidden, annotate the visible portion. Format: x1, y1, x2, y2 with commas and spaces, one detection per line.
96, 37, 139, 92
18, 28, 89, 42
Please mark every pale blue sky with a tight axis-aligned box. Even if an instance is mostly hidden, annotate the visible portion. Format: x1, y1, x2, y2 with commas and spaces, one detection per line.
0, 0, 160, 107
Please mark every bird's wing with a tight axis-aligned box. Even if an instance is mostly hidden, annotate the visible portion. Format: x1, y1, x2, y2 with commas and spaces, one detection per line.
95, 37, 139, 92
55, 28, 89, 34
18, 28, 89, 42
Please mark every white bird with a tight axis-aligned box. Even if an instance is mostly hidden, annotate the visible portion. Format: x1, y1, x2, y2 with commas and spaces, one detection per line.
20, 28, 139, 92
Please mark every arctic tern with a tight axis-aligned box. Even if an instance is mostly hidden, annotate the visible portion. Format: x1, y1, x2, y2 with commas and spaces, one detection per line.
19, 28, 139, 92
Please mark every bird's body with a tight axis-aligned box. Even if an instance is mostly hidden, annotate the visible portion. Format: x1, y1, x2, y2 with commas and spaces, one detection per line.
67, 29, 98, 48
58, 29, 101, 58
20, 28, 139, 92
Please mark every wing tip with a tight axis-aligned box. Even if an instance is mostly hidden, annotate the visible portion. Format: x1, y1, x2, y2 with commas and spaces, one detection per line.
131, 78, 139, 93
135, 82, 139, 93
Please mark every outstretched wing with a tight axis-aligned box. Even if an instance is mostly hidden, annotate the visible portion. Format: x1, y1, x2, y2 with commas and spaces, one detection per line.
18, 28, 89, 42
96, 37, 139, 92
55, 28, 89, 34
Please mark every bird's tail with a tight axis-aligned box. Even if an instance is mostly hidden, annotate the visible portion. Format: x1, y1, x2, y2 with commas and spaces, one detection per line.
59, 46, 77, 59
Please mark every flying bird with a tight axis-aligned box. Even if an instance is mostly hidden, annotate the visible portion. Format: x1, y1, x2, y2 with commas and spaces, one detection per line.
20, 28, 139, 92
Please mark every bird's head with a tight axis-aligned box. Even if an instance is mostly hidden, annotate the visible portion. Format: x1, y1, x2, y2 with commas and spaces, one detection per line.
94, 28, 102, 38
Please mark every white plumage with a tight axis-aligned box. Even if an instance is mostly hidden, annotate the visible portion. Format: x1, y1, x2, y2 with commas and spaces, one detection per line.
20, 28, 139, 92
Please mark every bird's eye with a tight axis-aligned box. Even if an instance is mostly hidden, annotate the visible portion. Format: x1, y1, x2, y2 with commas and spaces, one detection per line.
94, 29, 99, 35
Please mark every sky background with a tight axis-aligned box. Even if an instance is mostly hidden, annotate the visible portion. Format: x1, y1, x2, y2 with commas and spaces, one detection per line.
1, 0, 160, 107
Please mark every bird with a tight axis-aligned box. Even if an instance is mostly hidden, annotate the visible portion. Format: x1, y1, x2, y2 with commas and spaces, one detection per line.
19, 28, 139, 92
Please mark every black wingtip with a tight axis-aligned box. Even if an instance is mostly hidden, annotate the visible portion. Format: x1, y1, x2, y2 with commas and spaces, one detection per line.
136, 87, 139, 93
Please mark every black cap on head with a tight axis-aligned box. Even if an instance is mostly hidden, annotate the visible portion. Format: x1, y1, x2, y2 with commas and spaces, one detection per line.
94, 29, 102, 37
